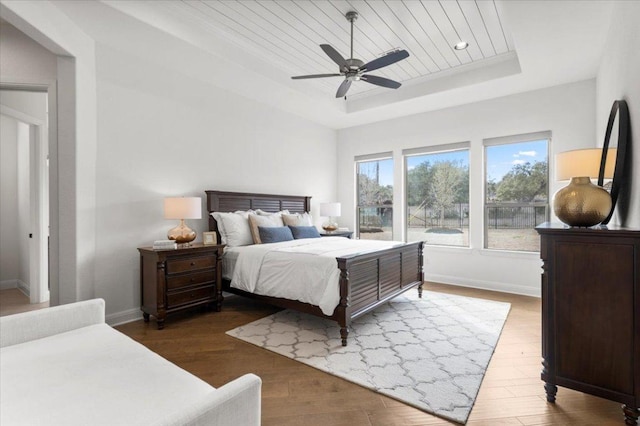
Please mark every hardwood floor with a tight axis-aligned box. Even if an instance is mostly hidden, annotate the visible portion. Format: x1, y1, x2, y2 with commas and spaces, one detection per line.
115, 283, 625, 426
0, 288, 49, 317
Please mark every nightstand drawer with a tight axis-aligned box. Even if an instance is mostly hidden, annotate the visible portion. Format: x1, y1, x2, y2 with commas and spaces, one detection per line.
139, 243, 225, 329
166, 256, 215, 274
167, 285, 214, 308
166, 270, 216, 290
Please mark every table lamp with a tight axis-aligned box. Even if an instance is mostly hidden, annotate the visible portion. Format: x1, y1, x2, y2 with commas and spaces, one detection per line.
164, 197, 202, 244
553, 148, 615, 227
320, 202, 341, 233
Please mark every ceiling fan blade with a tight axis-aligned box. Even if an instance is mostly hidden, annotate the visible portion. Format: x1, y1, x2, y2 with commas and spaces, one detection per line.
320, 44, 348, 70
360, 49, 409, 73
335, 79, 352, 98
291, 73, 343, 80
360, 74, 402, 89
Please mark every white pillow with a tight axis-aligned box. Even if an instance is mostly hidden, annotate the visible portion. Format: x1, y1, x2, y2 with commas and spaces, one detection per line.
282, 212, 313, 227
210, 211, 254, 247
255, 209, 290, 216
248, 213, 284, 244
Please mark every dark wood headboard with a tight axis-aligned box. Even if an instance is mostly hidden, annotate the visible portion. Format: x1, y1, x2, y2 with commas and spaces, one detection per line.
205, 190, 311, 241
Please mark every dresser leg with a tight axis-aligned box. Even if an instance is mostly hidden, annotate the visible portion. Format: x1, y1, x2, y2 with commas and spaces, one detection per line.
143, 312, 150, 322
157, 318, 165, 330
623, 405, 639, 426
544, 382, 557, 403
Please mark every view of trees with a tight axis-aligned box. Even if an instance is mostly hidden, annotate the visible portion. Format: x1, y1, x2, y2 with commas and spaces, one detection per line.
357, 173, 392, 206
491, 161, 548, 202
359, 156, 547, 234
407, 160, 468, 224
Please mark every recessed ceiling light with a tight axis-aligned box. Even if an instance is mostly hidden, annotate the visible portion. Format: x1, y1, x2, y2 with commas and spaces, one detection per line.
454, 41, 469, 50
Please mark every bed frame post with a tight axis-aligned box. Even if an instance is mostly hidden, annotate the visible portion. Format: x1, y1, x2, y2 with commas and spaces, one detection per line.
337, 260, 350, 346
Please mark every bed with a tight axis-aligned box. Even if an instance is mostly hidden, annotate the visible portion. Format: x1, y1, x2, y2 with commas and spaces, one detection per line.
206, 190, 424, 346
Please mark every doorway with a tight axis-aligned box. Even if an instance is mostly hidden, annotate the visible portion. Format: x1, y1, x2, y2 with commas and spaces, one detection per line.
0, 89, 49, 305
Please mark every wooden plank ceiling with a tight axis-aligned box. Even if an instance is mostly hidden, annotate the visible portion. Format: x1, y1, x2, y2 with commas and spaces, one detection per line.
172, 0, 513, 98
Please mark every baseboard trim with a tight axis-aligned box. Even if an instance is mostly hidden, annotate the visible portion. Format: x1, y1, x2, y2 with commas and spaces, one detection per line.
424, 273, 540, 298
106, 307, 142, 327
0, 279, 18, 290
17, 280, 30, 297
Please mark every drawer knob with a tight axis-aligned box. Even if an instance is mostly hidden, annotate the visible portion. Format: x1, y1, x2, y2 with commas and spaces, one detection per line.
190, 278, 195, 283
190, 292, 195, 298
190, 262, 195, 266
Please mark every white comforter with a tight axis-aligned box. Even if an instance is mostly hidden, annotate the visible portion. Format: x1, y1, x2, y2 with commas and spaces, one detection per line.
230, 238, 402, 315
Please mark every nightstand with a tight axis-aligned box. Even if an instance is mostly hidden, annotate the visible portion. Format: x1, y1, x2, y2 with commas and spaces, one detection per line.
319, 230, 353, 239
138, 243, 224, 329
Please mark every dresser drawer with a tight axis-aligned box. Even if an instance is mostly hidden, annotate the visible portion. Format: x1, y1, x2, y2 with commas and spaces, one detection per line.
139, 243, 224, 329
166, 256, 215, 274
167, 285, 214, 309
166, 270, 216, 290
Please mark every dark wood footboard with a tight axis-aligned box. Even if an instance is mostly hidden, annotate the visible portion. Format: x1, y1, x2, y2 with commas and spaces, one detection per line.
207, 190, 425, 346
335, 241, 424, 345
221, 241, 424, 346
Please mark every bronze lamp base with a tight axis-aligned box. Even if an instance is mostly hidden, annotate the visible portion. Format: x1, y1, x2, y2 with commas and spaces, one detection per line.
553, 177, 612, 227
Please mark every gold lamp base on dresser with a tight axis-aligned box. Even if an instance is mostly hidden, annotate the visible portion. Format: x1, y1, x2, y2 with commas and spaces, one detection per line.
552, 177, 612, 227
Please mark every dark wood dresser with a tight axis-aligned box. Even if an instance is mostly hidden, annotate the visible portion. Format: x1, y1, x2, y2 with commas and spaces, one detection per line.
138, 243, 224, 329
536, 223, 639, 425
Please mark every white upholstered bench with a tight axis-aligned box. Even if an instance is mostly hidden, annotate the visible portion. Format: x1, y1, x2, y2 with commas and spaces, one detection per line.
0, 299, 261, 425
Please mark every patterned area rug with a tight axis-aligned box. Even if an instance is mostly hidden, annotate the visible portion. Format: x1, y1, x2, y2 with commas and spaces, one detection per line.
226, 290, 510, 424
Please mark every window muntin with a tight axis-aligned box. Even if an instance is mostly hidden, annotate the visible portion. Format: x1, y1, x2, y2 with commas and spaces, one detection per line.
406, 148, 469, 247
356, 158, 393, 240
484, 138, 549, 251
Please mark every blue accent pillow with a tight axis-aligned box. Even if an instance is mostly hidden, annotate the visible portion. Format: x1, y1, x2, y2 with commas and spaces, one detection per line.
258, 226, 294, 244
288, 225, 321, 239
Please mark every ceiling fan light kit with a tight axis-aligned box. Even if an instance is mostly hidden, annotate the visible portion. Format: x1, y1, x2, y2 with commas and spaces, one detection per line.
291, 11, 410, 98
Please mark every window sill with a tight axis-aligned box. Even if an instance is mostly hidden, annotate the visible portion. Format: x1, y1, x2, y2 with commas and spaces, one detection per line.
479, 248, 540, 259
421, 244, 473, 254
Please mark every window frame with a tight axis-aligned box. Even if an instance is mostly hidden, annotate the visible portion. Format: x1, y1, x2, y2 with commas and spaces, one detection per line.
403, 142, 471, 247
483, 131, 551, 252
355, 153, 394, 240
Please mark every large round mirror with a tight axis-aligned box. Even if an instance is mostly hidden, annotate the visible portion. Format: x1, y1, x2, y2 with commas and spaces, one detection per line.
598, 100, 630, 224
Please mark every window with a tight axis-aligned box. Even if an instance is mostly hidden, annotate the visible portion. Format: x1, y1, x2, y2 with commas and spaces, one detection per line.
484, 132, 550, 251
405, 144, 470, 247
356, 156, 393, 240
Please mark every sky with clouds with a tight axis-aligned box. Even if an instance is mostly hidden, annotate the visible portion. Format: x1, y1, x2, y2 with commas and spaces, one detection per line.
486, 139, 548, 182
358, 139, 548, 187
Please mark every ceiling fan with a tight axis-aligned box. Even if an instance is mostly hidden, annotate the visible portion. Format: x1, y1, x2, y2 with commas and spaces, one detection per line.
291, 11, 410, 98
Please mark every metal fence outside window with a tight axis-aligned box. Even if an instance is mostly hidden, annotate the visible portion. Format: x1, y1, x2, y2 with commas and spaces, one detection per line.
407, 203, 469, 229
485, 203, 549, 229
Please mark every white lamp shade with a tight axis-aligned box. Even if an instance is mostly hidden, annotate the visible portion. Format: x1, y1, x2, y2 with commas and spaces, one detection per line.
164, 197, 202, 220
320, 202, 341, 217
555, 148, 616, 181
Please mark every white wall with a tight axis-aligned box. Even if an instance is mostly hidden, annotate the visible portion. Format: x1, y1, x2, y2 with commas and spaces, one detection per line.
88, 28, 337, 319
337, 80, 596, 297
16, 121, 30, 290
596, 1, 640, 228
1, 0, 98, 307
0, 114, 19, 286
1, 90, 50, 302
0, 18, 57, 81
0, 27, 53, 291
1, 1, 336, 322
93, 41, 337, 319
0, 115, 31, 292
